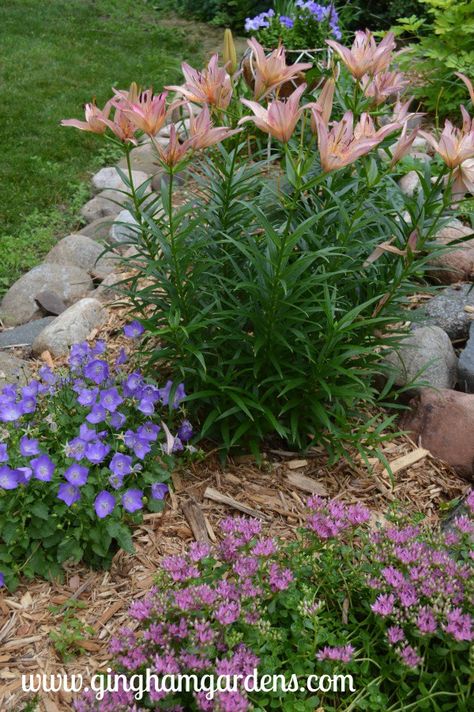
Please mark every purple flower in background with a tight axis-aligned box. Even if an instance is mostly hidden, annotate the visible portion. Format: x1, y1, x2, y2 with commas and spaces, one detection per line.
66, 437, 86, 461
123, 320, 144, 339
94, 490, 115, 519
177, 420, 193, 442
132, 439, 151, 460
279, 15, 294, 28
137, 422, 160, 442
122, 488, 143, 513
100, 387, 123, 413
64, 463, 89, 486
0, 401, 24, 422
0, 443, 8, 462
0, 467, 20, 490
31, 454, 55, 482
20, 436, 40, 457
151, 482, 169, 500
84, 359, 109, 385
109, 453, 133, 477
85, 440, 110, 464
109, 411, 127, 429
77, 387, 98, 407
58, 483, 81, 506
86, 404, 107, 424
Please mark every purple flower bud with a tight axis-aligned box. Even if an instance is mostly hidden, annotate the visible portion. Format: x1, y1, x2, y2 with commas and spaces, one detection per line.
58, 483, 81, 506
123, 320, 144, 339
64, 463, 89, 486
94, 490, 115, 518
122, 488, 143, 513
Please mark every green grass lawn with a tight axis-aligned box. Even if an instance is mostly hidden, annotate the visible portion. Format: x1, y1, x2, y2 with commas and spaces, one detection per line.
0, 0, 221, 296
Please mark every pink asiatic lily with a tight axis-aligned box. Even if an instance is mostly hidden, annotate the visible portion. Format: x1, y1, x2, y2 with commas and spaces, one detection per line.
188, 105, 240, 149
310, 78, 335, 134
119, 89, 170, 137
390, 123, 419, 167
313, 110, 399, 172
420, 106, 474, 169
362, 71, 408, 106
247, 38, 312, 100
239, 84, 309, 143
61, 100, 112, 134
152, 125, 193, 169
455, 72, 474, 105
327, 30, 396, 80
166, 55, 233, 110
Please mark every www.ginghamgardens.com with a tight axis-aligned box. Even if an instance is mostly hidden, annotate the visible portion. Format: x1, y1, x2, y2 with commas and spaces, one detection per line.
22, 668, 356, 700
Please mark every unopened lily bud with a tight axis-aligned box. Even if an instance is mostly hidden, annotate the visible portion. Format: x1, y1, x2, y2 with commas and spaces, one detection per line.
223, 29, 237, 75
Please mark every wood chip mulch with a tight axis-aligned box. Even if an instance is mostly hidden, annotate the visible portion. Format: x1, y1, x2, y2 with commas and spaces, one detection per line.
0, 302, 471, 712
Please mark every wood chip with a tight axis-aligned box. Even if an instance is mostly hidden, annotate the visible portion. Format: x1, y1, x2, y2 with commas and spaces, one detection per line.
384, 448, 429, 476
287, 459, 308, 470
286, 471, 328, 495
204, 487, 269, 520
181, 499, 210, 543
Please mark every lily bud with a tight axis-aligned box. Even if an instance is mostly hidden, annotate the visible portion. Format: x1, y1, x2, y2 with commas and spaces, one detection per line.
223, 29, 237, 75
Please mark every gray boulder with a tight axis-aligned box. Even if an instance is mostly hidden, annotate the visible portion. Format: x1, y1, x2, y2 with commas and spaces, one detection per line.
458, 322, 474, 393
0, 353, 31, 388
414, 284, 474, 341
0, 264, 93, 327
32, 298, 108, 357
385, 326, 458, 390
45, 234, 117, 279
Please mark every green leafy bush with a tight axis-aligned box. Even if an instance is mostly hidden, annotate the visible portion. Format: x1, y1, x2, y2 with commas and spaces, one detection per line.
0, 335, 193, 590
74, 494, 474, 711
393, 0, 474, 117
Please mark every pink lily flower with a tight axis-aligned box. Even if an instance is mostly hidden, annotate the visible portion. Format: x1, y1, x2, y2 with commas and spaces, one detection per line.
327, 30, 396, 80
313, 110, 399, 172
166, 54, 233, 110
239, 84, 309, 143
362, 71, 408, 106
420, 107, 474, 168
188, 105, 240, 150
61, 100, 112, 134
390, 123, 419, 167
247, 38, 312, 100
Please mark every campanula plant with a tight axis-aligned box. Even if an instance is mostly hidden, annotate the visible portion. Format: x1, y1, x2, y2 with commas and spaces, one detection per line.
73, 494, 473, 711
0, 326, 194, 590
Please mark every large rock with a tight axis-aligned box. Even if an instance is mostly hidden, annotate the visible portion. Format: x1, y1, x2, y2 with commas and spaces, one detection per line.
414, 284, 474, 341
80, 190, 128, 223
0, 264, 93, 327
91, 167, 150, 194
0, 353, 31, 388
458, 322, 474, 393
45, 234, 117, 279
400, 389, 474, 480
109, 210, 140, 245
384, 326, 457, 390
0, 317, 56, 349
428, 220, 474, 284
32, 298, 108, 357
117, 143, 162, 176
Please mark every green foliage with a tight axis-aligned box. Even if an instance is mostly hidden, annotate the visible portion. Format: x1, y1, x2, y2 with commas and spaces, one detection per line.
49, 599, 95, 662
393, 0, 474, 117
0, 0, 214, 294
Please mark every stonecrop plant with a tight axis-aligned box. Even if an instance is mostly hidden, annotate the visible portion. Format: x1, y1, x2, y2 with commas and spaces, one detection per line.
62, 30, 474, 456
73, 493, 473, 711
0, 326, 194, 590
